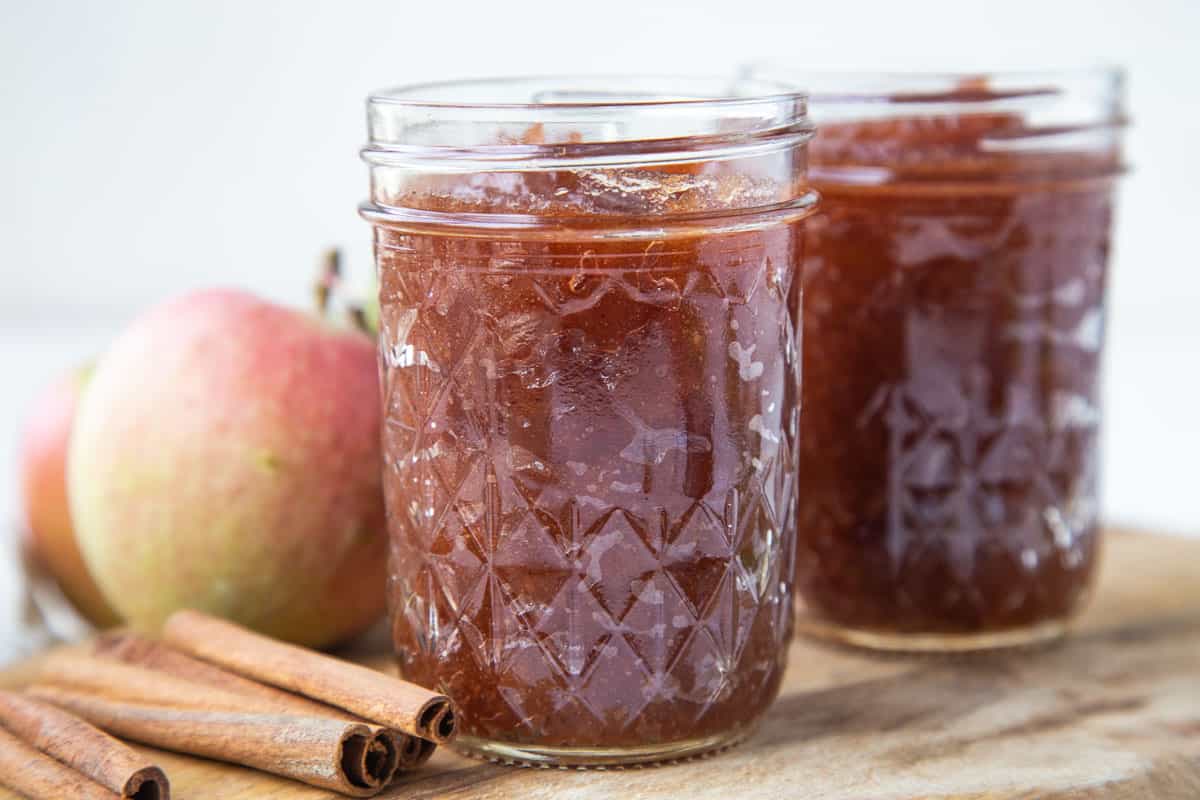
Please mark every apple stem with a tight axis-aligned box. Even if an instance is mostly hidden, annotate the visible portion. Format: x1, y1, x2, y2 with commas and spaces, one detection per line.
314, 248, 342, 318
346, 306, 371, 334
313, 248, 373, 336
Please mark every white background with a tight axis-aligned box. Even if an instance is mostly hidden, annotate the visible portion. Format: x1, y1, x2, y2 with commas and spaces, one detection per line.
1, 0, 1198, 647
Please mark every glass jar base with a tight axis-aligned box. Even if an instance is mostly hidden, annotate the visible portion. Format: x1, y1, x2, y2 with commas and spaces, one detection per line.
795, 616, 1072, 653
451, 726, 755, 768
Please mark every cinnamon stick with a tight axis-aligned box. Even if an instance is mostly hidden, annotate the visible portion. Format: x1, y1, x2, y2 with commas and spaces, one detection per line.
38, 650, 291, 713
0, 690, 168, 800
94, 632, 432, 769
27, 686, 391, 798
0, 725, 119, 800
34, 653, 398, 795
163, 610, 458, 743
96, 631, 312, 710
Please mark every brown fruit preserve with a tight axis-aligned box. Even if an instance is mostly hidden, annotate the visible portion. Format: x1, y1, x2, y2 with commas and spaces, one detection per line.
782, 71, 1126, 650
361, 78, 816, 764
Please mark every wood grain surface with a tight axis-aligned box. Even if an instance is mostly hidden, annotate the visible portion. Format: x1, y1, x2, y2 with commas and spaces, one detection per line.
2, 530, 1198, 799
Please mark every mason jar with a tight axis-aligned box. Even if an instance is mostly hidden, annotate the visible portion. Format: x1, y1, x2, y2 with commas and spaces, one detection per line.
361, 76, 815, 765
753, 67, 1125, 652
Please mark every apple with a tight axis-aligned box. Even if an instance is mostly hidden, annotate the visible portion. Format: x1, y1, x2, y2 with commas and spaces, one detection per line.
68, 288, 388, 648
19, 366, 121, 627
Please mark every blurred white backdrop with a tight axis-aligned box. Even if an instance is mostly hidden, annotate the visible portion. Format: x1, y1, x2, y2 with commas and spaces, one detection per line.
1, 0, 1198, 540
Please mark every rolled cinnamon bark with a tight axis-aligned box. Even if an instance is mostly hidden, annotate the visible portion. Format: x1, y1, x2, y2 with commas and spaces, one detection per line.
94, 633, 428, 769
95, 632, 312, 711
38, 651, 290, 713
0, 725, 119, 800
27, 686, 391, 797
0, 690, 168, 800
35, 653, 398, 795
163, 610, 458, 743
410, 738, 438, 767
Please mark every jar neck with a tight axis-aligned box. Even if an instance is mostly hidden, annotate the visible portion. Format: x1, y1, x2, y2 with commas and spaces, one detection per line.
363, 78, 818, 231
751, 69, 1126, 186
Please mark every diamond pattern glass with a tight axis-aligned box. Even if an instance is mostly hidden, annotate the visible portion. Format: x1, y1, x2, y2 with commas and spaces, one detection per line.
377, 222, 802, 754
797, 184, 1114, 646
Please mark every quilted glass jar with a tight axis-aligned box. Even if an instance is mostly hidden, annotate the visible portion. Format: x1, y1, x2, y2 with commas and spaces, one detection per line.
757, 68, 1126, 652
361, 77, 816, 765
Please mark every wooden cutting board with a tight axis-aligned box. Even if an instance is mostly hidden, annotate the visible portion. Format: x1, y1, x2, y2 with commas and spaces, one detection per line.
2, 529, 1198, 799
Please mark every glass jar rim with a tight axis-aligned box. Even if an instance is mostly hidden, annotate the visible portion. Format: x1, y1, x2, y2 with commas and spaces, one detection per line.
364, 75, 814, 166
742, 65, 1126, 134
368, 74, 808, 112
745, 65, 1122, 104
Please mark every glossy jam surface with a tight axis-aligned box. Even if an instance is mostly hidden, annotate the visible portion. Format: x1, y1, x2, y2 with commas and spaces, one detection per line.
798, 112, 1118, 641
376, 175, 803, 751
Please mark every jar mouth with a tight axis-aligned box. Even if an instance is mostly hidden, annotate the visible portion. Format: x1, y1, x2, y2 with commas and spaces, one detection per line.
753, 66, 1120, 105
364, 75, 813, 165
743, 66, 1126, 138
368, 74, 807, 113
744, 65, 1126, 186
